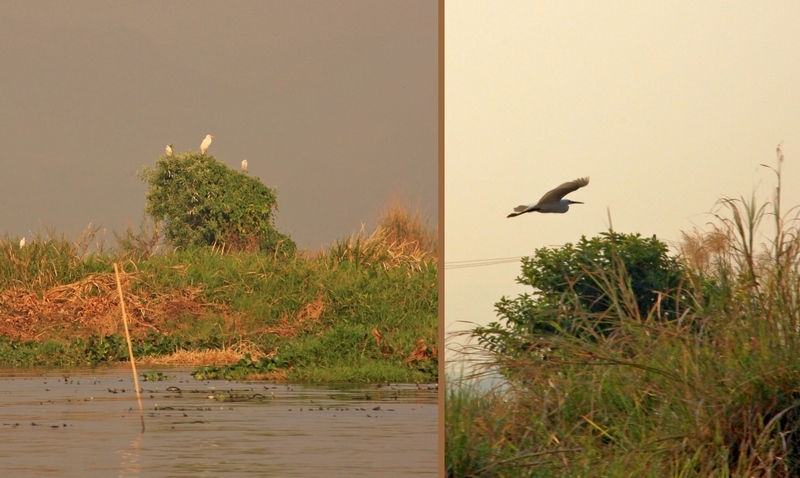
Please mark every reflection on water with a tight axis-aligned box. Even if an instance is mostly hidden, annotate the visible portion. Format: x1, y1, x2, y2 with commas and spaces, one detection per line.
0, 367, 437, 477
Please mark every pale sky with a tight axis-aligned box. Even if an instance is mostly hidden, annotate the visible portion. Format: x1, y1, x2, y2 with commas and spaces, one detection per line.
445, 2, 800, 365
0, 1, 437, 250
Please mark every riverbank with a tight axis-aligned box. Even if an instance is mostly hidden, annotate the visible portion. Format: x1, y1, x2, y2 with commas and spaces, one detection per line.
0, 203, 437, 383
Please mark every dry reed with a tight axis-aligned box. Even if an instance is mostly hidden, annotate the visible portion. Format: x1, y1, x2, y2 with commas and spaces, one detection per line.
0, 271, 216, 341
113, 263, 145, 433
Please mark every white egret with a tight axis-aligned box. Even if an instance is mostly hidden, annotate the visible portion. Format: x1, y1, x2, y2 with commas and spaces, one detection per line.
241, 159, 248, 173
19, 237, 25, 248
200, 134, 214, 155
166, 144, 173, 157
507, 177, 589, 217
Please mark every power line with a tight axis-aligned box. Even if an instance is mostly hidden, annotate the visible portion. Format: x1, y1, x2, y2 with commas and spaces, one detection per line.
445, 256, 524, 269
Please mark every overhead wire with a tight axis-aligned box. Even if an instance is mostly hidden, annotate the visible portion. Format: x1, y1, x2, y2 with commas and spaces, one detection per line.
445, 256, 524, 270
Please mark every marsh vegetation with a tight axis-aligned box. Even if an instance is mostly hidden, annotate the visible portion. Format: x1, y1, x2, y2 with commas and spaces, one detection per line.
447, 148, 800, 477
0, 152, 437, 383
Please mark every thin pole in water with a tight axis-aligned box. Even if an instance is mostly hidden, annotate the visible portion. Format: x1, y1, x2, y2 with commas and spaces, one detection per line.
113, 263, 145, 433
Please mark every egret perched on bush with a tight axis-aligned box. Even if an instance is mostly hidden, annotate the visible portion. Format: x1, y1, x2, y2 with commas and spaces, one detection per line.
507, 177, 589, 217
166, 144, 173, 157
241, 159, 248, 173
19, 237, 25, 248
200, 134, 214, 155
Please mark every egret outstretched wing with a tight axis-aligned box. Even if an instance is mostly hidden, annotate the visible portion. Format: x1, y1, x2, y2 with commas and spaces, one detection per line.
536, 177, 590, 205
507, 176, 589, 217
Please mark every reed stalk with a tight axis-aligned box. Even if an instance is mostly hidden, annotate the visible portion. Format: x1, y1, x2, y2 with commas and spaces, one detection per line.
113, 263, 145, 433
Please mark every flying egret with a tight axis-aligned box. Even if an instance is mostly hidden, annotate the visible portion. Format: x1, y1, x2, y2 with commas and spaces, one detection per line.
507, 177, 590, 217
166, 144, 173, 157
241, 159, 248, 173
200, 134, 214, 155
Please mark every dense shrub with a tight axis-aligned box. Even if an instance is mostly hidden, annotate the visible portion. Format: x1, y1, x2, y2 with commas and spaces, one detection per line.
491, 231, 684, 341
139, 151, 295, 255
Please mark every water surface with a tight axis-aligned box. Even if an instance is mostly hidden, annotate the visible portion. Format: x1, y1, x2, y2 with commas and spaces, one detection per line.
0, 367, 437, 477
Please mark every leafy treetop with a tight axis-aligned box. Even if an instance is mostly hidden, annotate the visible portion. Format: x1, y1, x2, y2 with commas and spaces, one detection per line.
494, 231, 685, 337
139, 151, 295, 255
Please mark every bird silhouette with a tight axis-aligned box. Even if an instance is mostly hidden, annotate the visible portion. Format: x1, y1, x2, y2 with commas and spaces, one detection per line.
507, 177, 589, 217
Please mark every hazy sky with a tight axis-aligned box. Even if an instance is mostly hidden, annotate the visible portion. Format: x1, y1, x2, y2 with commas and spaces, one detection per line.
0, 1, 437, 250
445, 2, 800, 363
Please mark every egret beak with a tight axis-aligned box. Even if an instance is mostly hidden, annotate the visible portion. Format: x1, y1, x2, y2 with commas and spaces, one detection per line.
570, 201, 583, 204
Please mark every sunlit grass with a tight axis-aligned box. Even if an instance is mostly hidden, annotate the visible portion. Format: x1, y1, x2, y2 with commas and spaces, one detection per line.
0, 199, 437, 383
448, 147, 800, 476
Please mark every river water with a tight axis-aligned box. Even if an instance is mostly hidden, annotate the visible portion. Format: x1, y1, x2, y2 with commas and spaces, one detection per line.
0, 367, 438, 477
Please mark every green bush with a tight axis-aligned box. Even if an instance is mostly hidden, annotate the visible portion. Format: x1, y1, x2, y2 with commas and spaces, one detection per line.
139, 151, 295, 255
492, 232, 684, 340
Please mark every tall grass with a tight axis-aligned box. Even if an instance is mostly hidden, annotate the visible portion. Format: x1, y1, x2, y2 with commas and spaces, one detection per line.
448, 147, 800, 477
0, 225, 109, 292
325, 196, 437, 271
0, 199, 437, 382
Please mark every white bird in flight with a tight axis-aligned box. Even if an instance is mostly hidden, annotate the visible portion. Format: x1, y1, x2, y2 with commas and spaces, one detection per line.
166, 144, 173, 157
200, 134, 214, 155
241, 159, 248, 173
507, 177, 589, 217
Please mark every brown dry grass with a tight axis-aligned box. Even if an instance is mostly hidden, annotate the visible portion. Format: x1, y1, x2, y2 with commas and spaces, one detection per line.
402, 337, 437, 366
314, 196, 436, 272
257, 293, 324, 338
377, 195, 437, 256
0, 271, 219, 342
0, 268, 332, 347
136, 341, 270, 366
137, 344, 290, 380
